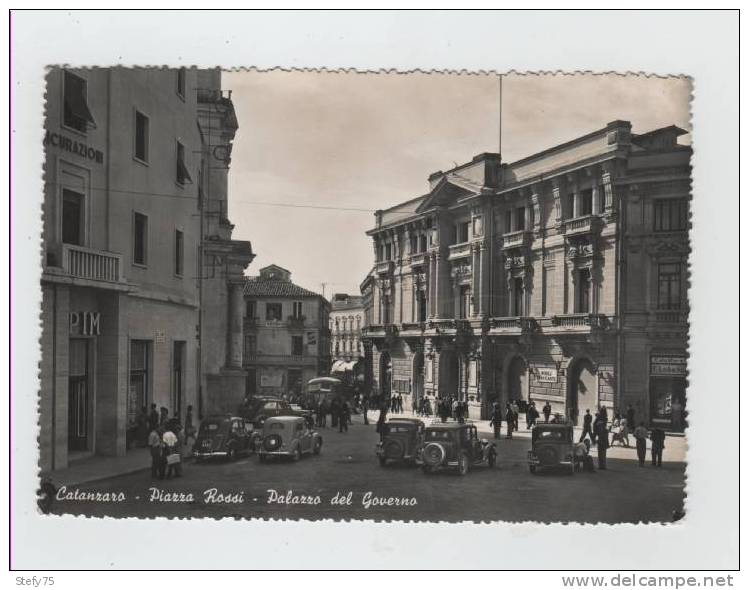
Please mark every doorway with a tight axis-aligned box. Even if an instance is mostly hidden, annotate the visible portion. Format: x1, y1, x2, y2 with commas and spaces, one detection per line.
67, 338, 90, 452
568, 358, 597, 425
506, 356, 528, 405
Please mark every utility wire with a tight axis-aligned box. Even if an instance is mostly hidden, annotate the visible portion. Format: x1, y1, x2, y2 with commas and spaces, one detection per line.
42, 180, 391, 213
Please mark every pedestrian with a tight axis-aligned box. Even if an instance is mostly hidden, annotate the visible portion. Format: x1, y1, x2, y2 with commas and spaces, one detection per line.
594, 418, 609, 470
148, 403, 159, 432
398, 394, 404, 414
634, 422, 648, 467
362, 394, 370, 425
505, 403, 514, 439
376, 405, 387, 441
440, 398, 450, 423
626, 404, 636, 432
650, 427, 666, 467
162, 426, 182, 479
580, 409, 593, 442
135, 406, 149, 447
510, 400, 520, 431
339, 401, 350, 433
489, 404, 502, 440
424, 397, 432, 417
599, 405, 609, 424
330, 398, 340, 428
159, 406, 169, 426
543, 401, 552, 423
148, 425, 164, 479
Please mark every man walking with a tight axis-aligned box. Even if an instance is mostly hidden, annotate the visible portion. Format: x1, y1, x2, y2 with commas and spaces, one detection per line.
543, 401, 552, 424
634, 422, 649, 467
490, 404, 502, 440
148, 425, 164, 479
580, 409, 593, 442
650, 427, 666, 467
594, 417, 609, 470
626, 404, 636, 432
510, 400, 520, 431
505, 403, 514, 439
339, 401, 350, 433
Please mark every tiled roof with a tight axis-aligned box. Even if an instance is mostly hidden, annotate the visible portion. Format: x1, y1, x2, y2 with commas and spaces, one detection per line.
244, 276, 322, 298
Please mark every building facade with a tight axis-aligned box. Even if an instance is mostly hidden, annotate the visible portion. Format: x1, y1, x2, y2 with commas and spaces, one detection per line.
39, 67, 250, 472
329, 293, 366, 361
362, 121, 690, 429
243, 265, 331, 398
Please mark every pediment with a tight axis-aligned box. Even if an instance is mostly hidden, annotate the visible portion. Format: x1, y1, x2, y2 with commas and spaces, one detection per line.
415, 176, 479, 213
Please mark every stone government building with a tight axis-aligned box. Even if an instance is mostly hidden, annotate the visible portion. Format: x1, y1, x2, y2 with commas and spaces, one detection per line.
362, 121, 690, 429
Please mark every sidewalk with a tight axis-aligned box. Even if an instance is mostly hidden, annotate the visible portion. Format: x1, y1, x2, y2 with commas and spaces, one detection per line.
42, 448, 155, 487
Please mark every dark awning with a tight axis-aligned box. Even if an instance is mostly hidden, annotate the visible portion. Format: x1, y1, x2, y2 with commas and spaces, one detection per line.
64, 73, 96, 129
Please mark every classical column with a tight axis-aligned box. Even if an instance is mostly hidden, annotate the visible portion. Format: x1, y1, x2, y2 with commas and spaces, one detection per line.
478, 243, 486, 316
228, 281, 245, 368
428, 254, 436, 318
591, 183, 600, 215
524, 201, 532, 230
552, 181, 562, 225
434, 253, 443, 318
471, 245, 480, 317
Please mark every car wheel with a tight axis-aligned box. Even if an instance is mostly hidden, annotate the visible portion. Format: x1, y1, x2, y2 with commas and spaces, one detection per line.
457, 452, 470, 476
529, 464, 537, 474
313, 439, 322, 455
378, 456, 387, 467
488, 449, 497, 468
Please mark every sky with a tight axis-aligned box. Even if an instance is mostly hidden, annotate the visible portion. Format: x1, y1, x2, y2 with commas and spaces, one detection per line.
224, 71, 691, 297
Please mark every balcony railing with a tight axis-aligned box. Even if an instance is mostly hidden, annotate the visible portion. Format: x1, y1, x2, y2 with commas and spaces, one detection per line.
61, 244, 123, 283
447, 242, 472, 261
375, 260, 394, 275
488, 316, 537, 333
363, 324, 399, 340
501, 230, 532, 250
653, 310, 686, 323
561, 215, 603, 236
426, 318, 472, 334
400, 322, 425, 334
550, 313, 609, 330
409, 252, 428, 268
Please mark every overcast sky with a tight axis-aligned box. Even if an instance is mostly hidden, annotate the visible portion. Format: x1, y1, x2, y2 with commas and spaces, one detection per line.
224, 71, 691, 297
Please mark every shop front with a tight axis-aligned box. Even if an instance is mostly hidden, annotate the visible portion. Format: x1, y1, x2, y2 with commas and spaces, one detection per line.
649, 352, 687, 431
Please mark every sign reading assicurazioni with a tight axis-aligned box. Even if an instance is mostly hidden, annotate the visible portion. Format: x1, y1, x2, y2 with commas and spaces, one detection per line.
44, 130, 104, 164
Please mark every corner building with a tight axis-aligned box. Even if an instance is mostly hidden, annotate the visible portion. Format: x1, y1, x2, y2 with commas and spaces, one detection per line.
363, 121, 690, 429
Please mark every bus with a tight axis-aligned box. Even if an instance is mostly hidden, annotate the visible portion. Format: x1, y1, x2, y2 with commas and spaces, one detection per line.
306, 376, 354, 407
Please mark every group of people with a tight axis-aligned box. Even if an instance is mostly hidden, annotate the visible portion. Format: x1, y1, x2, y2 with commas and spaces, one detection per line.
314, 397, 353, 432
146, 405, 196, 479
489, 400, 552, 440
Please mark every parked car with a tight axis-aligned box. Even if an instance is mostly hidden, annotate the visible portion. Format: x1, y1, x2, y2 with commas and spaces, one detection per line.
420, 422, 497, 475
238, 396, 294, 427
528, 423, 578, 474
193, 415, 257, 462
376, 418, 425, 467
289, 404, 314, 428
258, 416, 323, 462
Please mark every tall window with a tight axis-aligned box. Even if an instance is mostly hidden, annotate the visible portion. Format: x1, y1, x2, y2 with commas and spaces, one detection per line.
511, 278, 524, 316
172, 341, 185, 419
243, 334, 257, 363
291, 335, 304, 357
410, 235, 418, 253
654, 199, 688, 232
458, 221, 470, 243
176, 141, 192, 185
385, 243, 392, 260
419, 234, 427, 252
566, 193, 576, 219
459, 285, 471, 318
266, 303, 282, 321
417, 291, 427, 322
134, 110, 149, 162
504, 211, 512, 234
580, 189, 593, 216
515, 207, 526, 231
174, 229, 184, 276
575, 269, 592, 313
382, 295, 391, 324
292, 301, 303, 319
63, 71, 95, 133
62, 188, 84, 245
133, 212, 148, 266
245, 300, 256, 319
176, 67, 186, 98
658, 263, 682, 310
128, 340, 150, 426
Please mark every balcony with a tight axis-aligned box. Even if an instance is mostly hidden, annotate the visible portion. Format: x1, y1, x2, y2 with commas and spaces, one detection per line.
560, 215, 603, 237
363, 323, 399, 341
375, 260, 394, 275
545, 313, 610, 334
287, 315, 306, 329
425, 318, 472, 336
652, 310, 688, 324
501, 230, 532, 250
62, 244, 123, 283
409, 252, 428, 268
488, 316, 537, 336
400, 322, 425, 337
447, 242, 472, 261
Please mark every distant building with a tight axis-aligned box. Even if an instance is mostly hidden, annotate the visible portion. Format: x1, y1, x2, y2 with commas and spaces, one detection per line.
243, 265, 331, 398
39, 67, 252, 472
363, 121, 690, 429
329, 293, 366, 361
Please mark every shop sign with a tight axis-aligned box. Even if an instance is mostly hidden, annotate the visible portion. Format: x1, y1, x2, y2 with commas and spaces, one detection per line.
307, 332, 317, 346
44, 130, 104, 164
69, 311, 100, 336
536, 366, 558, 382
650, 354, 687, 377
260, 372, 283, 388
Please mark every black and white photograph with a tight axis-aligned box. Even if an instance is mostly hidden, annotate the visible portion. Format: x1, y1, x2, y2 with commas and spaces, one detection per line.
8, 8, 740, 575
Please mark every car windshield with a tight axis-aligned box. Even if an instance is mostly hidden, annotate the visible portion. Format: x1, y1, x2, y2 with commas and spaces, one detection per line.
425, 430, 452, 441
534, 429, 569, 442
200, 422, 223, 433
267, 422, 285, 430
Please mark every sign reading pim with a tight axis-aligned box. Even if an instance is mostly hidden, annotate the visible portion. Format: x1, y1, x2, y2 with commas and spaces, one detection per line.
70, 311, 101, 336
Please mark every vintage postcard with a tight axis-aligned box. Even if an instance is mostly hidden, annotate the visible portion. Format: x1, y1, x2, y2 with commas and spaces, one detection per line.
36, 68, 692, 524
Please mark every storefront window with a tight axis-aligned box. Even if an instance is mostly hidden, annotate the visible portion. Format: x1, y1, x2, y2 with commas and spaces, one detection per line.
68, 339, 89, 451
129, 340, 151, 428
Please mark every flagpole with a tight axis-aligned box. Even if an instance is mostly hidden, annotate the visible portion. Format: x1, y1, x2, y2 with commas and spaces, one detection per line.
498, 73, 503, 156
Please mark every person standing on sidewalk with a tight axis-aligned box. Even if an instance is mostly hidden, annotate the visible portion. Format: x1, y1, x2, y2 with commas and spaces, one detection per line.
626, 404, 636, 432
594, 418, 609, 470
505, 403, 514, 439
148, 425, 164, 479
634, 422, 649, 467
580, 409, 593, 442
650, 427, 666, 467
543, 401, 552, 423
490, 404, 502, 440
339, 401, 350, 433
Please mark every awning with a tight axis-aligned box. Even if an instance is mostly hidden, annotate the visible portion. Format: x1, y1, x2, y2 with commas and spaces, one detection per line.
331, 360, 358, 374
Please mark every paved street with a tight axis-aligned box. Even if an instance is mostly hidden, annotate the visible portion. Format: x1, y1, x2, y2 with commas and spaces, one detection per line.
49, 413, 686, 523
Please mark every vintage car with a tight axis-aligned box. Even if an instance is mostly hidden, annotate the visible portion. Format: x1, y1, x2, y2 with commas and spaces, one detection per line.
420, 422, 497, 475
258, 416, 323, 462
375, 418, 425, 467
528, 423, 580, 474
193, 415, 257, 462
238, 396, 295, 427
